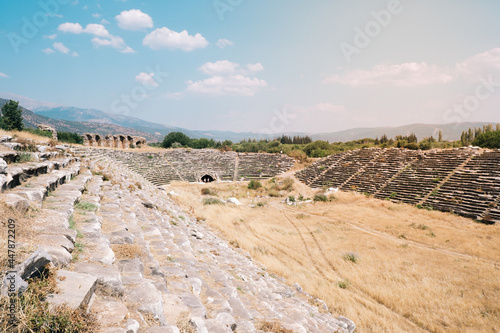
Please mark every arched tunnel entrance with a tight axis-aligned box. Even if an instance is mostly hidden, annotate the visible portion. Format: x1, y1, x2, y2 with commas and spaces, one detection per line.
201, 174, 215, 183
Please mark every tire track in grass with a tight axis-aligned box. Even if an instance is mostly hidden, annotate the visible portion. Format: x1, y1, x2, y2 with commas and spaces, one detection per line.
278, 209, 432, 333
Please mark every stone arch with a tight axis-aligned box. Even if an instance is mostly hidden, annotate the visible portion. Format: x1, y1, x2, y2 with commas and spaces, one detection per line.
201, 174, 215, 183
95, 134, 102, 147
197, 171, 219, 183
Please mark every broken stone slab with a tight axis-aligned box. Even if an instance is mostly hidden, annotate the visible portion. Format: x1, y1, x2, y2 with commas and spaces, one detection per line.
146, 327, 180, 333
109, 230, 136, 244
190, 317, 208, 333
215, 312, 237, 332
0, 158, 7, 174
35, 234, 74, 253
73, 262, 124, 296
86, 236, 115, 265
0, 272, 28, 297
124, 281, 166, 325
40, 245, 72, 268
15, 249, 52, 280
180, 292, 207, 318
92, 299, 128, 326
162, 293, 190, 324
337, 316, 356, 333
125, 319, 140, 333
47, 270, 98, 311
3, 193, 30, 213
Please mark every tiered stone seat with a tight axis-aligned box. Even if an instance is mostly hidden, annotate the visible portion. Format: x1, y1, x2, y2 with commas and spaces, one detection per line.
73, 148, 294, 185
341, 148, 420, 193
295, 151, 352, 186
423, 150, 500, 221
67, 153, 354, 332
310, 148, 382, 189
375, 149, 471, 204
237, 152, 294, 180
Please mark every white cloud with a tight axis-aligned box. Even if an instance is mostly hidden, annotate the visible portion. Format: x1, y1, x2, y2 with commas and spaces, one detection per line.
135, 72, 159, 87
323, 63, 455, 87
0, 72, 9, 78
58, 22, 132, 53
143, 27, 208, 51
456, 48, 500, 77
100, 19, 110, 25
58, 22, 83, 34
44, 34, 57, 39
246, 63, 264, 73
92, 13, 101, 18
121, 46, 135, 54
324, 48, 500, 88
42, 48, 55, 54
58, 22, 110, 37
199, 60, 239, 75
115, 9, 153, 31
186, 61, 267, 96
84, 23, 110, 37
72, 51, 79, 57
216, 38, 233, 49
53, 42, 70, 54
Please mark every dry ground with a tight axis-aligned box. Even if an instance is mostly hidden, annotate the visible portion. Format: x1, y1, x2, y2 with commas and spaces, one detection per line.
167, 172, 500, 333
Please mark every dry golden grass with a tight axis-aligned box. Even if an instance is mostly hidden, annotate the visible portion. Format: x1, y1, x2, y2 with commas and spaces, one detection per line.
0, 129, 52, 145
168, 177, 500, 333
111, 243, 144, 260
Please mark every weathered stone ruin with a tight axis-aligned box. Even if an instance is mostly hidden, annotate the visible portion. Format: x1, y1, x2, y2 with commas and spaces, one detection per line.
0, 141, 355, 333
296, 147, 500, 223
72, 148, 295, 185
37, 124, 57, 140
82, 133, 146, 149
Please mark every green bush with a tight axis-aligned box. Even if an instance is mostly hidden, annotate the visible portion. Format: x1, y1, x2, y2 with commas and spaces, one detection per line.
57, 131, 83, 144
313, 194, 329, 202
203, 198, 223, 205
472, 130, 500, 148
247, 180, 262, 190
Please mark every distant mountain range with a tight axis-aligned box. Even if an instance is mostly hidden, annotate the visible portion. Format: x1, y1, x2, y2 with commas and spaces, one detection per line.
1, 94, 497, 143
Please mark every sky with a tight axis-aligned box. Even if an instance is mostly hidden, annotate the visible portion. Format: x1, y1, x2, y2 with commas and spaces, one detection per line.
0, 0, 499, 134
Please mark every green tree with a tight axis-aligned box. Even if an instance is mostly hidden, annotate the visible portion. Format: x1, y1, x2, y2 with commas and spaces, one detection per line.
472, 130, 500, 149
161, 132, 191, 148
0, 100, 24, 131
438, 130, 443, 142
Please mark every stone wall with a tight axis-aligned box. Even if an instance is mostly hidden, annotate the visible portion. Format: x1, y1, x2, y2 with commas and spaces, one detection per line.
82, 133, 146, 149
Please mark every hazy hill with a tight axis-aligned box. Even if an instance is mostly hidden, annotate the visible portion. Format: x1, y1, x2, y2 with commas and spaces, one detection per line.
0, 98, 161, 141
1, 95, 497, 143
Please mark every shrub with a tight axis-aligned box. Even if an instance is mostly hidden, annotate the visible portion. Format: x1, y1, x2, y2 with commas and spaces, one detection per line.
281, 177, 294, 192
313, 194, 329, 202
405, 142, 420, 150
472, 130, 500, 148
268, 189, 281, 197
288, 196, 295, 202
201, 188, 215, 195
248, 180, 262, 190
342, 252, 359, 263
24, 128, 53, 138
203, 198, 223, 205
287, 150, 308, 163
338, 279, 350, 289
57, 131, 83, 144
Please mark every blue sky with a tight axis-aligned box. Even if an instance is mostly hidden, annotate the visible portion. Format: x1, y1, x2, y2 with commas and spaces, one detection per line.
0, 0, 499, 134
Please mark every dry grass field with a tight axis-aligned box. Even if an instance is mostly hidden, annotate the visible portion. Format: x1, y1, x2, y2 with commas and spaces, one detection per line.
168, 172, 500, 333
